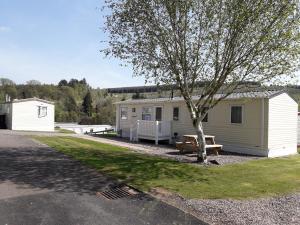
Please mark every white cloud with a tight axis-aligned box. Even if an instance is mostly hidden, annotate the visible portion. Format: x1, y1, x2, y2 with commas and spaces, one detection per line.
0, 26, 12, 32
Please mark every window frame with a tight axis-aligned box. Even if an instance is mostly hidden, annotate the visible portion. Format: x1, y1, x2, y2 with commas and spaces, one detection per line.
131, 107, 137, 117
173, 107, 179, 121
38, 106, 48, 118
230, 105, 244, 125
155, 106, 163, 121
142, 106, 152, 121
120, 107, 128, 120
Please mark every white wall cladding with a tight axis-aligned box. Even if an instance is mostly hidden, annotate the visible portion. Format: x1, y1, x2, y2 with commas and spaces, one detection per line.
11, 100, 55, 132
298, 114, 300, 145
117, 92, 298, 157
268, 93, 298, 157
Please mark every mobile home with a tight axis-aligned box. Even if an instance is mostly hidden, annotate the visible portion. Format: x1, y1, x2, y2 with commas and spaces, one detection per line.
0, 98, 55, 132
115, 91, 298, 157
298, 112, 300, 146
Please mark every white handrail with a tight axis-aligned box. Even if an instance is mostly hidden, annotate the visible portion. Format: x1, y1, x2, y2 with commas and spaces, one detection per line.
135, 120, 172, 144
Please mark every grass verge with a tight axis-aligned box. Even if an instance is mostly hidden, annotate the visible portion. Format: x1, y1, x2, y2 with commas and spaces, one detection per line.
34, 136, 300, 199
55, 128, 76, 134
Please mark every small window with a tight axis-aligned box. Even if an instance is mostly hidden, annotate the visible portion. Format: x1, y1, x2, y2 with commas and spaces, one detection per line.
38, 106, 47, 118
202, 107, 208, 122
120, 107, 128, 120
231, 106, 243, 124
132, 107, 137, 117
173, 107, 179, 121
142, 107, 152, 121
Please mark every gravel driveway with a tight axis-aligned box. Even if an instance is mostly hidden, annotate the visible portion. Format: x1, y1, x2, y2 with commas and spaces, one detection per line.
187, 193, 300, 225
82, 135, 261, 166
153, 188, 300, 225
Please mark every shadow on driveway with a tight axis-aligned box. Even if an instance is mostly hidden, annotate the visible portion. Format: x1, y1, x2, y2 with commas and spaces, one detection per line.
0, 145, 117, 194
0, 133, 207, 225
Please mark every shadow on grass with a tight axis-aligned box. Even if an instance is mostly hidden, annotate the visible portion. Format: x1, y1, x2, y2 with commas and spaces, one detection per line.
60, 146, 210, 189
30, 136, 300, 199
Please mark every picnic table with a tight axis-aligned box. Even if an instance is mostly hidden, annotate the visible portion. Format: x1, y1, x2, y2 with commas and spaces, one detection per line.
183, 135, 216, 145
86, 128, 115, 135
176, 134, 223, 155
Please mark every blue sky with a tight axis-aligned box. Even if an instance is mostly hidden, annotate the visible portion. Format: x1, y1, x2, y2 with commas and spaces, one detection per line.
0, 1, 299, 88
0, 0, 145, 88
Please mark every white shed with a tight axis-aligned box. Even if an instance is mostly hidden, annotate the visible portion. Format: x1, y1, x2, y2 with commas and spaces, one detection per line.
115, 91, 298, 157
298, 112, 300, 146
0, 98, 55, 132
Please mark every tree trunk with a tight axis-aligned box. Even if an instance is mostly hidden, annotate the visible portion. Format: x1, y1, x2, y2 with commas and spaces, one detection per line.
195, 119, 208, 164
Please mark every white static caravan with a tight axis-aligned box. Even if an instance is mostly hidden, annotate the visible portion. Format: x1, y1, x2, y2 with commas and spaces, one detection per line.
298, 112, 300, 146
0, 98, 55, 132
115, 91, 298, 157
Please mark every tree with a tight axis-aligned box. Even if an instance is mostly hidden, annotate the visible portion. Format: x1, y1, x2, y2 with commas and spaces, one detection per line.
82, 91, 93, 116
103, 0, 300, 163
65, 95, 78, 112
68, 79, 79, 87
3, 86, 17, 100
58, 79, 68, 86
79, 78, 87, 85
27, 80, 41, 85
0, 78, 15, 86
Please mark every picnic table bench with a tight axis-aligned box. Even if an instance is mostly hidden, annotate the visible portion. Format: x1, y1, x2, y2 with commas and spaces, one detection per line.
86, 128, 115, 135
176, 135, 223, 155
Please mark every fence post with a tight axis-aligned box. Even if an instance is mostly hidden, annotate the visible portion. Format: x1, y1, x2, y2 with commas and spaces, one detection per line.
136, 120, 140, 142
155, 121, 159, 145
130, 127, 133, 141
169, 121, 172, 145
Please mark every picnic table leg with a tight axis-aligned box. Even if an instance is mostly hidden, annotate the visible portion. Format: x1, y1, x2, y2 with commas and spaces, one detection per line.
214, 148, 219, 156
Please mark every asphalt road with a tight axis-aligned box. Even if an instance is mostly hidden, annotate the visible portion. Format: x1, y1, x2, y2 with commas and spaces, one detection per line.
0, 131, 206, 225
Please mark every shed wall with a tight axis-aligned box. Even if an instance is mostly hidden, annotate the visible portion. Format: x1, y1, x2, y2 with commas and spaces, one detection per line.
11, 101, 54, 131
267, 93, 298, 157
298, 114, 300, 145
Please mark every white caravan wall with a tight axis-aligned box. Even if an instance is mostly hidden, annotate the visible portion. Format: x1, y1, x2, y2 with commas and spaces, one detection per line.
298, 114, 300, 145
11, 100, 54, 132
268, 93, 298, 157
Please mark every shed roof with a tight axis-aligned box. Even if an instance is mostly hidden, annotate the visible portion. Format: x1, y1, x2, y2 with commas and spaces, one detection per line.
0, 97, 54, 105
114, 90, 285, 105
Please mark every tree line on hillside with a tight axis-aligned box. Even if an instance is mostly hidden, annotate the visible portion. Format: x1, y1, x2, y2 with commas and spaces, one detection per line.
0, 78, 116, 125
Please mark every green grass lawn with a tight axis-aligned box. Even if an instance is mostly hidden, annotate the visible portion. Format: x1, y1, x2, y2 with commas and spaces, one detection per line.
34, 136, 300, 200
55, 128, 76, 134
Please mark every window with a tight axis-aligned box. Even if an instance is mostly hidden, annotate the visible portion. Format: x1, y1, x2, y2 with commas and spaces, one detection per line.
142, 107, 152, 121
120, 107, 128, 120
132, 107, 137, 117
231, 106, 243, 124
173, 107, 179, 121
202, 107, 208, 122
38, 106, 47, 118
155, 107, 162, 121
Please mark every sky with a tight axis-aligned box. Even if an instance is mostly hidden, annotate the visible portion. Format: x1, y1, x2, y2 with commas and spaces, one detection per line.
1, 1, 299, 89
0, 0, 145, 88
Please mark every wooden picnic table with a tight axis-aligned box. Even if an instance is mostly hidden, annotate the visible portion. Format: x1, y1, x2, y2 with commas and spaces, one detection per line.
177, 134, 222, 155
183, 135, 216, 145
